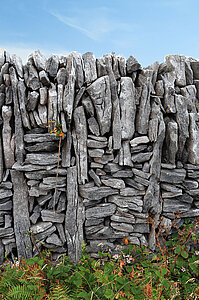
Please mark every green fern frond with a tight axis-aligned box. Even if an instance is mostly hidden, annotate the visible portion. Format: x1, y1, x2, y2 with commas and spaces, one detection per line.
7, 285, 32, 300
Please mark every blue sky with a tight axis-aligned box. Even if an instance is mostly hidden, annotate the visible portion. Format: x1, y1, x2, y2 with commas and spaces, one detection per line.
0, 0, 198, 66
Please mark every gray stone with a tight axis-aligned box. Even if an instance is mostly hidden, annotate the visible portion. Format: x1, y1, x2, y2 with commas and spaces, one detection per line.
65, 166, 85, 262
119, 77, 136, 139
34, 225, 56, 241
111, 222, 134, 233
86, 203, 116, 219
101, 178, 125, 189
27, 91, 39, 111
30, 222, 53, 234
165, 120, 178, 164
73, 107, 88, 184
11, 55, 23, 78
87, 76, 112, 135
39, 87, 47, 105
191, 61, 199, 80
0, 200, 12, 210
82, 52, 97, 83
2, 106, 15, 168
82, 95, 94, 116
25, 153, 60, 165
163, 199, 191, 213
112, 170, 134, 178
160, 168, 186, 183
133, 224, 150, 233
63, 74, 75, 124
46, 55, 59, 77
131, 152, 152, 163
41, 210, 65, 223
110, 214, 135, 224
85, 224, 104, 235
32, 50, 46, 71
79, 186, 118, 200
126, 56, 141, 73
89, 169, 101, 187
56, 68, 66, 85
27, 63, 40, 90
175, 94, 189, 159
165, 55, 186, 87
87, 139, 107, 148
86, 226, 128, 240
183, 179, 198, 190
188, 113, 199, 164
124, 178, 145, 190
85, 218, 104, 227
88, 149, 104, 158
88, 117, 100, 136
39, 70, 51, 87
11, 170, 32, 259
130, 136, 149, 147
109, 194, 143, 209
46, 233, 63, 246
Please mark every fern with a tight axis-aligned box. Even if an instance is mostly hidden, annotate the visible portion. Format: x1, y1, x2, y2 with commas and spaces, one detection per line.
7, 285, 32, 300
48, 284, 76, 300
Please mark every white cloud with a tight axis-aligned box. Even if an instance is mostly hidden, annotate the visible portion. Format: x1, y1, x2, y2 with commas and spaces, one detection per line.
49, 8, 130, 41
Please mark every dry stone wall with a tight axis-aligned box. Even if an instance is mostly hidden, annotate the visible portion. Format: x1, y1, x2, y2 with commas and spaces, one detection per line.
0, 50, 199, 263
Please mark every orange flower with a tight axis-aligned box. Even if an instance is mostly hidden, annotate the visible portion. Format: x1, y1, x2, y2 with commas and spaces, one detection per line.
123, 238, 129, 245
59, 132, 64, 138
118, 271, 122, 276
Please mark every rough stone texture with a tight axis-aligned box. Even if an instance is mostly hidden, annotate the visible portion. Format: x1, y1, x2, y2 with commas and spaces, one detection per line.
11, 170, 32, 259
0, 51, 199, 263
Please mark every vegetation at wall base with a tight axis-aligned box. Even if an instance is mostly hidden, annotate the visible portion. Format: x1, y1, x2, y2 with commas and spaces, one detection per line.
0, 219, 199, 300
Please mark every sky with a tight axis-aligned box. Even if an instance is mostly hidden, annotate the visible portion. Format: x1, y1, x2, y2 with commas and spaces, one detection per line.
0, 0, 199, 67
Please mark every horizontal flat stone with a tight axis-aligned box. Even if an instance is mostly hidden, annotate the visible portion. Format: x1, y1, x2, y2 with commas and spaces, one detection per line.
131, 152, 152, 163
110, 214, 135, 224
120, 188, 145, 197
0, 200, 12, 210
30, 222, 53, 234
130, 136, 149, 147
0, 182, 12, 190
85, 218, 104, 227
25, 153, 60, 165
112, 170, 134, 178
161, 183, 182, 193
111, 222, 134, 233
79, 186, 118, 200
41, 210, 65, 223
25, 141, 59, 152
0, 189, 12, 199
176, 193, 193, 203
134, 175, 149, 187
180, 209, 199, 218
162, 191, 182, 198
103, 163, 122, 173
86, 203, 116, 219
24, 133, 59, 143
132, 168, 150, 179
161, 163, 176, 169
187, 189, 199, 196
133, 224, 150, 233
87, 139, 107, 148
29, 187, 48, 197
0, 227, 14, 238
85, 224, 104, 235
88, 149, 104, 157
183, 179, 198, 189
163, 199, 191, 213
101, 178, 125, 189
90, 162, 104, 169
13, 163, 56, 172
86, 226, 128, 240
108, 195, 143, 209
124, 178, 145, 190
34, 225, 56, 241
160, 169, 186, 183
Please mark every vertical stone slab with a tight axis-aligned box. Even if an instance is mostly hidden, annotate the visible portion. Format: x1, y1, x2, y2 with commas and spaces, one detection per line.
63, 74, 75, 124
188, 113, 199, 164
65, 166, 85, 262
48, 84, 58, 125
136, 69, 153, 135
74, 106, 88, 184
119, 77, 136, 140
2, 106, 15, 169
9, 66, 25, 163
11, 170, 32, 259
87, 75, 112, 136
105, 55, 121, 149
0, 133, 3, 182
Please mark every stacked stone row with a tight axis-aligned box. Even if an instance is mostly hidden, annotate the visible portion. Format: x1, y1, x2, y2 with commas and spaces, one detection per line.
0, 49, 199, 263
